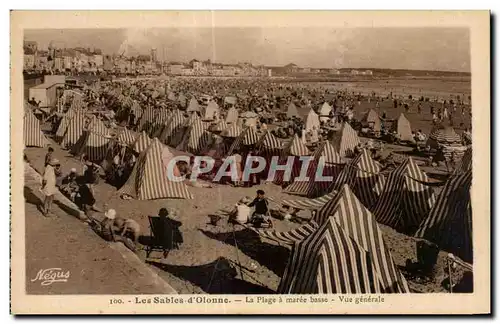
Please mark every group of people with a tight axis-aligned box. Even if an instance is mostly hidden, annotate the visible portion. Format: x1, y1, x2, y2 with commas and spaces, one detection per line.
41, 147, 101, 217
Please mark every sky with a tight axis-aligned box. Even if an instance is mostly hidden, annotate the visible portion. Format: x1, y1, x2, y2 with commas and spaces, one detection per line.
24, 27, 471, 72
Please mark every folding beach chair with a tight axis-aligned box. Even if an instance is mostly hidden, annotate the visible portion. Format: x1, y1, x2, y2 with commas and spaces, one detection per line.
145, 216, 183, 259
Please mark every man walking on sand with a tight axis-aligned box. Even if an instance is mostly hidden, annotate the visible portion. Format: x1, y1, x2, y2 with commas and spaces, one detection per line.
40, 158, 59, 217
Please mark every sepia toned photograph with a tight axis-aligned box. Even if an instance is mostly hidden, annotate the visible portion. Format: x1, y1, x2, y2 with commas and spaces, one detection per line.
10, 10, 490, 314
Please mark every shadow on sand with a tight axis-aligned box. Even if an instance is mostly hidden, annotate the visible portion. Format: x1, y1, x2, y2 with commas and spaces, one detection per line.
147, 257, 275, 294
199, 228, 291, 277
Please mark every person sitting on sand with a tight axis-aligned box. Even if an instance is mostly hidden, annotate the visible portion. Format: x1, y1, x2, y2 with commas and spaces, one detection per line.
229, 197, 252, 224
59, 168, 79, 200
114, 216, 141, 244
248, 190, 271, 228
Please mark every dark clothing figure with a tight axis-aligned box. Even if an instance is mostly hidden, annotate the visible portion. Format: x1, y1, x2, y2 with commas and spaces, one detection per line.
248, 197, 269, 215
158, 215, 183, 250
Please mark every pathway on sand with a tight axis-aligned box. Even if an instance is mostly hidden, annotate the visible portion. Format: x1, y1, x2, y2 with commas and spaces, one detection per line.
24, 161, 176, 294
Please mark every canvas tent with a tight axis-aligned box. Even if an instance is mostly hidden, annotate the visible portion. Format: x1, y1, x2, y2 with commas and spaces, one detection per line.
305, 109, 320, 132
279, 185, 410, 294
361, 109, 382, 133
319, 102, 332, 122
415, 169, 472, 263
118, 138, 193, 200
286, 102, 300, 119
203, 101, 220, 121
391, 113, 415, 143
61, 112, 86, 149
284, 140, 344, 197
177, 117, 212, 155
187, 97, 201, 113
24, 109, 48, 148
332, 122, 361, 157
132, 131, 153, 154
372, 157, 436, 234
71, 116, 110, 162
159, 110, 186, 147
225, 107, 239, 124
273, 134, 311, 186
330, 149, 385, 210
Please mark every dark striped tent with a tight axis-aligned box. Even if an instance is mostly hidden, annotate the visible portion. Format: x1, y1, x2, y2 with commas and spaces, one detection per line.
453, 146, 472, 175
61, 112, 86, 149
415, 170, 473, 263
273, 134, 311, 186
118, 138, 193, 200
138, 106, 155, 134
278, 215, 382, 294
159, 110, 186, 147
312, 184, 410, 293
116, 127, 138, 146
132, 131, 153, 155
281, 191, 337, 211
330, 149, 385, 210
227, 126, 260, 156
176, 117, 212, 155
23, 109, 48, 148
257, 220, 319, 247
372, 157, 436, 234
332, 122, 361, 157
284, 141, 344, 197
255, 130, 283, 178
71, 116, 110, 162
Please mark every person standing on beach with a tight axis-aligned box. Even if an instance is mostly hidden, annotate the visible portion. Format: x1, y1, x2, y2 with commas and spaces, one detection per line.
41, 158, 59, 217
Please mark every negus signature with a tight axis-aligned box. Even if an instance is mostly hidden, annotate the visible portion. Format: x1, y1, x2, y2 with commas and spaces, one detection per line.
31, 268, 70, 286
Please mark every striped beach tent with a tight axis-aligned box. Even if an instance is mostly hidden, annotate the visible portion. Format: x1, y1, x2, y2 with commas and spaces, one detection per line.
330, 149, 385, 210
71, 117, 110, 162
177, 117, 212, 155
118, 138, 193, 200
256, 130, 282, 155
116, 127, 138, 146
453, 146, 472, 175
132, 131, 153, 154
281, 190, 338, 211
415, 170, 473, 263
361, 109, 382, 133
61, 112, 86, 149
149, 108, 171, 138
427, 125, 462, 148
159, 110, 186, 147
210, 119, 228, 133
225, 106, 239, 124
391, 113, 415, 143
372, 157, 436, 234
333, 122, 361, 157
187, 97, 200, 113
278, 216, 381, 294
312, 184, 410, 293
55, 107, 80, 142
23, 109, 48, 147
220, 122, 243, 138
138, 106, 155, 133
287, 102, 300, 119
226, 126, 260, 156
257, 220, 320, 247
273, 134, 311, 186
284, 141, 344, 197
